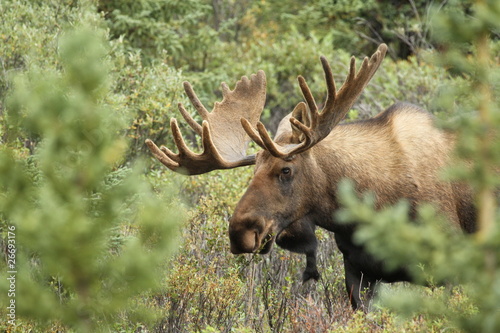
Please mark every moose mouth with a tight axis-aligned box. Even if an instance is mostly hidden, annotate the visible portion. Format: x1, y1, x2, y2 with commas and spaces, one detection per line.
228, 217, 277, 254
255, 233, 275, 254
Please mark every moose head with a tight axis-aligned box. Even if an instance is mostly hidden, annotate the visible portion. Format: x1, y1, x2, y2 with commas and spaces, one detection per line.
146, 44, 476, 309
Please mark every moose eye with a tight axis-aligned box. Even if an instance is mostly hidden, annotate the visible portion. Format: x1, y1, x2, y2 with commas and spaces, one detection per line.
279, 167, 292, 182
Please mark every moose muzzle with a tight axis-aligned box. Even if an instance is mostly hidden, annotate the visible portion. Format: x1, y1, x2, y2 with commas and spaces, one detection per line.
228, 216, 275, 254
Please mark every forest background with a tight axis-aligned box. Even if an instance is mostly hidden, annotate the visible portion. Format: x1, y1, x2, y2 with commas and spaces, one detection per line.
0, 0, 499, 332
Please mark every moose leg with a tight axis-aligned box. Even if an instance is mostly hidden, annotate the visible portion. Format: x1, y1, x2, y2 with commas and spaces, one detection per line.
275, 219, 320, 282
343, 257, 376, 311
302, 246, 320, 282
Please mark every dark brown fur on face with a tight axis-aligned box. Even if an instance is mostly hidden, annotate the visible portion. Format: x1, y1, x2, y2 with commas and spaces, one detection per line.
229, 103, 477, 310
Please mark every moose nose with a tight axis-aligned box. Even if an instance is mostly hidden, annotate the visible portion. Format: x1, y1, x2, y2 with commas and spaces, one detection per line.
230, 240, 252, 254
229, 212, 266, 254
228, 225, 257, 254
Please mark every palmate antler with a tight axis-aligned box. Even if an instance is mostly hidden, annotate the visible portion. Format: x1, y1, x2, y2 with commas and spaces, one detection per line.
241, 44, 388, 159
145, 71, 266, 175
147, 44, 387, 173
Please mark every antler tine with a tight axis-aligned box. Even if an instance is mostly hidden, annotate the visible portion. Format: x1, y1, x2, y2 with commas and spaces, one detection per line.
200, 120, 225, 162
297, 76, 320, 131
320, 55, 337, 108
169, 118, 196, 158
183, 81, 210, 120
178, 102, 202, 136
241, 118, 267, 150
290, 102, 311, 139
346, 57, 356, 83
145, 139, 179, 171
160, 145, 180, 162
298, 76, 318, 114
256, 122, 292, 158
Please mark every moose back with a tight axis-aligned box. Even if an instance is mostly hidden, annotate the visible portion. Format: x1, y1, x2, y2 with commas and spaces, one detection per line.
146, 44, 476, 310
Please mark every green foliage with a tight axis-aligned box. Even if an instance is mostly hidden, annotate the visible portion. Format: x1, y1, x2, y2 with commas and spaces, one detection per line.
2, 0, 498, 332
0, 29, 182, 331
98, 0, 215, 67
0, 0, 105, 146
237, 0, 453, 59
336, 2, 500, 332
337, 178, 499, 331
107, 47, 188, 161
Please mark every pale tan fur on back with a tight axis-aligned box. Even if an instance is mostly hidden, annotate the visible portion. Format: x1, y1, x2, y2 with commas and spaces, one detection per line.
307, 103, 462, 227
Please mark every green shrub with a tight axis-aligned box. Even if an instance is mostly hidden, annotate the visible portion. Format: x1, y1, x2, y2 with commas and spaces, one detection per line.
107, 47, 188, 161
0, 0, 106, 146
0, 28, 182, 331
98, 0, 216, 67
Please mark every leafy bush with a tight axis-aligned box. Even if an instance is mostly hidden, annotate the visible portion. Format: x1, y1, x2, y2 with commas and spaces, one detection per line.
98, 0, 216, 67
107, 47, 188, 161
0, 28, 182, 331
97, 0, 464, 147
0, 0, 106, 147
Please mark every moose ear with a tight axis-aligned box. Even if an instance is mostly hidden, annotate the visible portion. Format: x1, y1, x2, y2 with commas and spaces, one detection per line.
290, 102, 309, 144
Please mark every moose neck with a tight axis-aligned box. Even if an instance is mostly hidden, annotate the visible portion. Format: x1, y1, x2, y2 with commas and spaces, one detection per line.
302, 121, 395, 231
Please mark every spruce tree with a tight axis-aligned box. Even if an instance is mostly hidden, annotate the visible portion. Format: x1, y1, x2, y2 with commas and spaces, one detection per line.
0, 28, 181, 331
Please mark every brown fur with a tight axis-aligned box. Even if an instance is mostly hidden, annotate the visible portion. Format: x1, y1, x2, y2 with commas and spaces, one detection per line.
229, 102, 477, 309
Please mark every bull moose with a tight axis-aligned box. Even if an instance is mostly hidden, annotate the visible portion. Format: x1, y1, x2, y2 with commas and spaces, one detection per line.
145, 44, 477, 309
